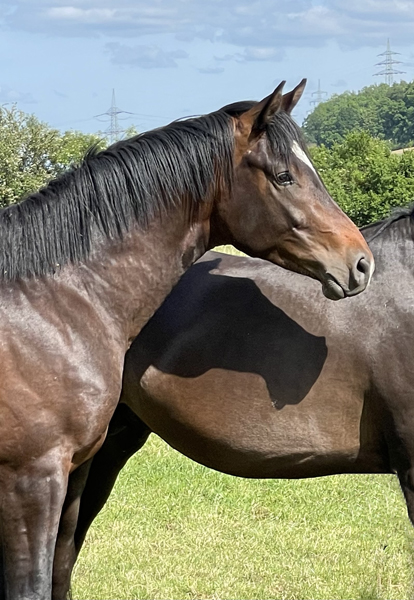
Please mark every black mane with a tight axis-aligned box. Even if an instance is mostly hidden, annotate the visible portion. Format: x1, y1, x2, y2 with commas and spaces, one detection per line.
0, 102, 304, 281
362, 204, 414, 243
0, 111, 234, 280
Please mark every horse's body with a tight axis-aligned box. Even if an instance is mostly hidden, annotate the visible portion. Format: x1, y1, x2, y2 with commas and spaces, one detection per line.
76, 209, 414, 565
0, 82, 373, 600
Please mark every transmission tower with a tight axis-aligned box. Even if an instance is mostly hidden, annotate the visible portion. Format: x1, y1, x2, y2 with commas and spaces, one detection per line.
94, 90, 133, 144
309, 80, 327, 108
374, 39, 405, 85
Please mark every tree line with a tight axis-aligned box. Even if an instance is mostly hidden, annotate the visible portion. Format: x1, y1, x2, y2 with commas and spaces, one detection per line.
303, 80, 414, 226
310, 131, 414, 226
303, 80, 414, 150
0, 105, 107, 207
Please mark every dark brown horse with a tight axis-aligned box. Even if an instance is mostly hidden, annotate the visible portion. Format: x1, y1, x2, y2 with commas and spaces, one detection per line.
0, 81, 373, 600
75, 207, 414, 587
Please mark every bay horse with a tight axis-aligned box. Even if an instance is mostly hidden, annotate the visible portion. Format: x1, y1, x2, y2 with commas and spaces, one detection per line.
0, 81, 373, 600
75, 207, 414, 585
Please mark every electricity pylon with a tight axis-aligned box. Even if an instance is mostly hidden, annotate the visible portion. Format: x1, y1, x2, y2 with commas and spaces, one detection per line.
374, 39, 405, 85
95, 90, 133, 144
310, 80, 327, 108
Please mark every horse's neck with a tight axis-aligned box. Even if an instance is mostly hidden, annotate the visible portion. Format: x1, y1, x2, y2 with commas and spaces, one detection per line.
368, 217, 414, 278
77, 210, 210, 345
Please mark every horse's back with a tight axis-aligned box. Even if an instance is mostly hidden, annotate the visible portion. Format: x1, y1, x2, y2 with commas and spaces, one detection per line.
121, 251, 390, 478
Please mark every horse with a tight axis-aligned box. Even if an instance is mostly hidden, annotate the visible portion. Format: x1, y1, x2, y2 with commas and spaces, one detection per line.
0, 80, 373, 600
74, 206, 414, 588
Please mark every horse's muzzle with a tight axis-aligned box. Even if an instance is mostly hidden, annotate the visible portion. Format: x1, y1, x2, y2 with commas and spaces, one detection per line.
323, 255, 375, 301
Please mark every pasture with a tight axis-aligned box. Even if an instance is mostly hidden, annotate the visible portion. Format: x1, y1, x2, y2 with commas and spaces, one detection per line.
73, 435, 414, 600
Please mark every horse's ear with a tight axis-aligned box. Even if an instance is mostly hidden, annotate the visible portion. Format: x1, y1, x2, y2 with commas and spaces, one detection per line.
239, 81, 285, 138
282, 79, 307, 114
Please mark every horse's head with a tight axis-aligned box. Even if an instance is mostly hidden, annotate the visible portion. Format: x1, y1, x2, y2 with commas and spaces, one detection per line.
210, 80, 374, 300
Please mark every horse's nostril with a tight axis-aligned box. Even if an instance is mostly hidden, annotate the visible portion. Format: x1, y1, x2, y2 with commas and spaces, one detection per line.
356, 257, 370, 276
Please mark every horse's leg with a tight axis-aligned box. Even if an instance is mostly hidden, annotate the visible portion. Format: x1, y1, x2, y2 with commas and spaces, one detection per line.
74, 404, 151, 553
0, 450, 69, 600
52, 461, 92, 600
397, 465, 414, 527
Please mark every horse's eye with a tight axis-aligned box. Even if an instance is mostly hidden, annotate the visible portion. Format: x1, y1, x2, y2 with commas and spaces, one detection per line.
275, 171, 294, 186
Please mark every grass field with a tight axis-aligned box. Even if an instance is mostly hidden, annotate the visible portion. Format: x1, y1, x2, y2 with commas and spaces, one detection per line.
213, 244, 247, 257
73, 436, 414, 600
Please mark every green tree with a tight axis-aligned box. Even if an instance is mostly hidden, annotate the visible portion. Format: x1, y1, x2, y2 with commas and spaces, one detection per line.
310, 131, 414, 226
53, 130, 107, 174
303, 81, 414, 149
0, 105, 106, 207
123, 125, 139, 139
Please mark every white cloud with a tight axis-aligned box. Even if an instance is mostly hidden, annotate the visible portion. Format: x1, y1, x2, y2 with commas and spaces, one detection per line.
331, 0, 414, 19
0, 85, 37, 104
242, 47, 285, 61
47, 7, 116, 21
3, 0, 414, 50
106, 42, 188, 68
331, 79, 348, 87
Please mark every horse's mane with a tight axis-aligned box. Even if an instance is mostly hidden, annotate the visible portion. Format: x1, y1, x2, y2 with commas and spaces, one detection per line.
0, 112, 234, 280
361, 204, 414, 243
0, 101, 305, 281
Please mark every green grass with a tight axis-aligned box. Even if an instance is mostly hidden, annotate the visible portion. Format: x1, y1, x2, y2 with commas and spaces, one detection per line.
73, 436, 414, 600
212, 245, 247, 257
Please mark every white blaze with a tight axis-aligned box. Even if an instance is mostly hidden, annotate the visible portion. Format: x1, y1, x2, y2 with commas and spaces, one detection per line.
292, 141, 317, 174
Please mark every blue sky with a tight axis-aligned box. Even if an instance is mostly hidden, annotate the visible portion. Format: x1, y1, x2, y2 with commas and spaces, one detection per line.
1, 0, 414, 135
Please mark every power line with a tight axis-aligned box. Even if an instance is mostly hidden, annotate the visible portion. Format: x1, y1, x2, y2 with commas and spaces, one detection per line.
94, 89, 134, 144
374, 39, 406, 86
